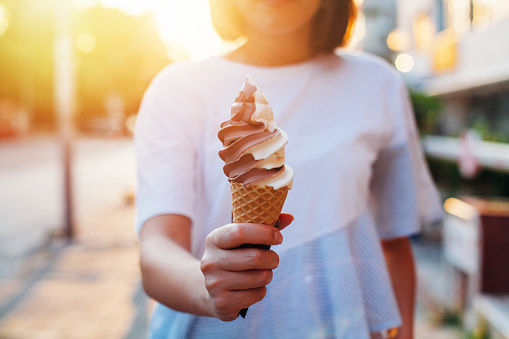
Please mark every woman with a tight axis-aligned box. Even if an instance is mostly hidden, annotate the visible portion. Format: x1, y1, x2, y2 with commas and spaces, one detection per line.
135, 0, 443, 338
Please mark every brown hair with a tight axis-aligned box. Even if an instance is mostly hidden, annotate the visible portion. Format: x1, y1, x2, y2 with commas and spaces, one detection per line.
209, 0, 357, 53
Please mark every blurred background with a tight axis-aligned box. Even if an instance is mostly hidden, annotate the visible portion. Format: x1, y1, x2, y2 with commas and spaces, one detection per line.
0, 0, 508, 338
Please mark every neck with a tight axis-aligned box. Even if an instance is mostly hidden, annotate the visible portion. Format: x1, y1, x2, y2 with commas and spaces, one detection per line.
226, 26, 315, 67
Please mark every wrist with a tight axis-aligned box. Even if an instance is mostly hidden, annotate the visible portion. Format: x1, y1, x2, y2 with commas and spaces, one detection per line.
394, 325, 412, 339
189, 260, 214, 317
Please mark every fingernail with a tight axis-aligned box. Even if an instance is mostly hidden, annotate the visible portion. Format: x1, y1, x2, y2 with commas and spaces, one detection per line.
274, 231, 283, 244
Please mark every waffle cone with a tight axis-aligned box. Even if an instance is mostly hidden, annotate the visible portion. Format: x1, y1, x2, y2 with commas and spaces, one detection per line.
230, 182, 289, 226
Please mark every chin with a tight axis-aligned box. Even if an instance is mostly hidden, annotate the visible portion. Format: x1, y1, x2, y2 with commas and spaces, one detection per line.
242, 0, 321, 35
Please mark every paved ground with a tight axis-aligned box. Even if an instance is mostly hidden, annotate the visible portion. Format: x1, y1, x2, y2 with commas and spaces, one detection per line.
0, 135, 136, 259
0, 203, 149, 339
0, 135, 146, 338
0, 135, 465, 338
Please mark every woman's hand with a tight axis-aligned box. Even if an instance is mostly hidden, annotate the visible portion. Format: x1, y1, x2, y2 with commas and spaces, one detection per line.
200, 213, 293, 321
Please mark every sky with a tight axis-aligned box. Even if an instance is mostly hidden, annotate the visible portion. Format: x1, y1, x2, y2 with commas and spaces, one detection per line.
73, 0, 229, 61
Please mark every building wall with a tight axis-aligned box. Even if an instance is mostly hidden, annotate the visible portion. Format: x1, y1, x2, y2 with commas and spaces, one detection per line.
395, 0, 509, 83
361, 0, 397, 60
459, 18, 509, 74
395, 0, 509, 139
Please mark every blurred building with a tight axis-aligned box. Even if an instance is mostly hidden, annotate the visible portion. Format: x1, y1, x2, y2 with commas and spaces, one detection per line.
393, 0, 509, 174
361, 0, 397, 61
394, 0, 509, 137
392, 2, 509, 336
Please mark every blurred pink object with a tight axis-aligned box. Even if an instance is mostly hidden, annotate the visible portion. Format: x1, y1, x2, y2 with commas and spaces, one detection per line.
458, 129, 481, 179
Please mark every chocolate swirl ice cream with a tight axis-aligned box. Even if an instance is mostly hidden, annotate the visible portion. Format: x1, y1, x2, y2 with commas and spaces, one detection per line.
218, 76, 293, 190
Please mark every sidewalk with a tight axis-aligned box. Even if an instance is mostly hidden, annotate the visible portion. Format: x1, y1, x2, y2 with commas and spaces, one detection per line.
0, 202, 149, 339
413, 239, 465, 339
0, 135, 137, 259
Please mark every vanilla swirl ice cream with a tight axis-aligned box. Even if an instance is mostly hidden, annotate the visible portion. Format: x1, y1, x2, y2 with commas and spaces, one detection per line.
218, 76, 293, 190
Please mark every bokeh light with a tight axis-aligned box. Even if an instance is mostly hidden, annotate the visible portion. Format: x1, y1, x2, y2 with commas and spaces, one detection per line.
76, 33, 96, 53
395, 53, 414, 73
386, 29, 410, 52
444, 198, 477, 220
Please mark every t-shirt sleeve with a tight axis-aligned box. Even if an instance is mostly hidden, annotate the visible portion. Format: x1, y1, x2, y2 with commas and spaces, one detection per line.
369, 72, 443, 239
134, 66, 200, 233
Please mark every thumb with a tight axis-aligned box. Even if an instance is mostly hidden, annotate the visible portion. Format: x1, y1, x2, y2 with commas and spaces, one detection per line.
277, 213, 294, 231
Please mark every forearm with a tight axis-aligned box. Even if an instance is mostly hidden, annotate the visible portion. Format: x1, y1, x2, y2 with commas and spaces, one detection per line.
139, 213, 291, 321
382, 237, 416, 339
139, 216, 212, 317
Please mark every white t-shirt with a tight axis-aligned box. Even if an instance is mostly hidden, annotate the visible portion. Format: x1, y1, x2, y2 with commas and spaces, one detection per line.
135, 51, 443, 338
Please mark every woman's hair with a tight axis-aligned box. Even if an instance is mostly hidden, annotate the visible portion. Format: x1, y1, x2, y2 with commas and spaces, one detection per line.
312, 0, 357, 52
209, 0, 357, 53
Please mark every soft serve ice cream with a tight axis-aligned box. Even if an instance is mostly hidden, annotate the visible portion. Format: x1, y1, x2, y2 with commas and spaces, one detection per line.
218, 76, 293, 190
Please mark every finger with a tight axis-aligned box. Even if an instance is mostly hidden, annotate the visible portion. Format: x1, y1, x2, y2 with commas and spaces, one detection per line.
211, 287, 267, 319
209, 223, 283, 250
215, 248, 279, 271
216, 269, 274, 290
277, 213, 294, 231
231, 287, 267, 309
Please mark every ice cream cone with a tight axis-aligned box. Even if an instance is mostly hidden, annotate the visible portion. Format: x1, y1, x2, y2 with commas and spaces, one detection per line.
230, 182, 289, 226
230, 181, 288, 318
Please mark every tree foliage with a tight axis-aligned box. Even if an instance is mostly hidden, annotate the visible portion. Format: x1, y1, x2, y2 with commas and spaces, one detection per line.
0, 0, 55, 128
0, 1, 170, 131
73, 6, 170, 130
409, 90, 442, 135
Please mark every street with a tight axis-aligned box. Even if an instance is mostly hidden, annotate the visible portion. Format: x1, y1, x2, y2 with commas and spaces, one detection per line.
0, 135, 136, 260
0, 135, 147, 339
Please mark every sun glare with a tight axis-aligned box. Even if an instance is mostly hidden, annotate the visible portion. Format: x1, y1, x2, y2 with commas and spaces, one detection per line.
152, 0, 227, 61
0, 4, 9, 36
73, 0, 227, 61
99, 0, 150, 16
74, 0, 152, 15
